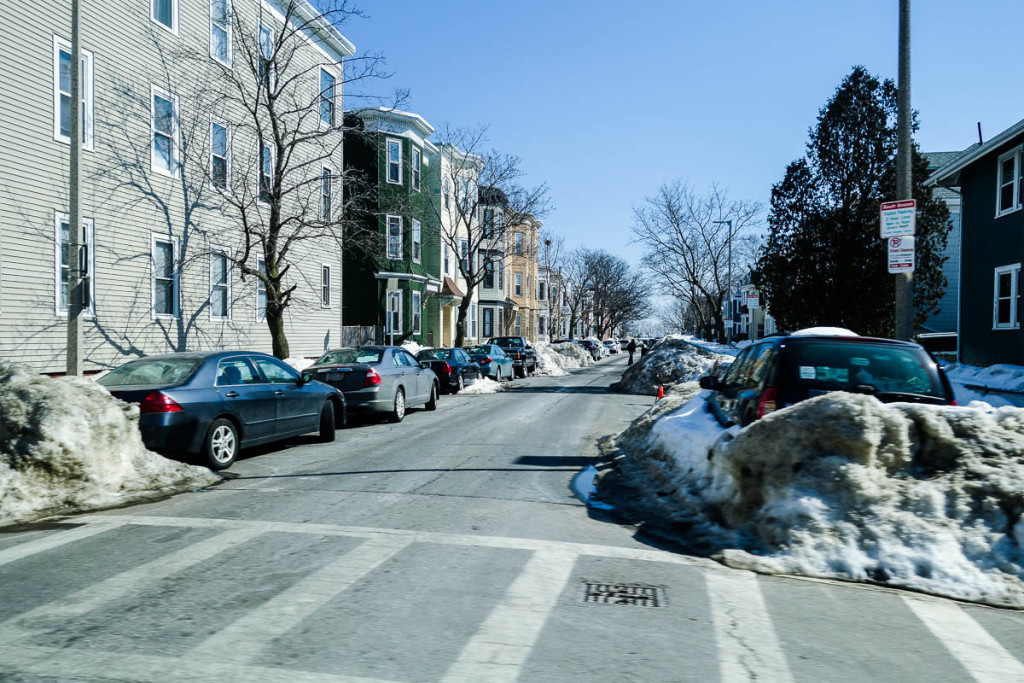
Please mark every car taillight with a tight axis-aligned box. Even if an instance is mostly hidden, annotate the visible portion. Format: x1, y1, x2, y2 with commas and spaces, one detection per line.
483, 357, 493, 364
950, 399, 958, 406
756, 388, 778, 419
139, 391, 183, 413
363, 368, 382, 387
444, 363, 452, 374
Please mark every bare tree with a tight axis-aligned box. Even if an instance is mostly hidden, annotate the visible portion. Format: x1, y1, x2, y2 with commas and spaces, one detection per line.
632, 181, 762, 342
587, 251, 651, 338
539, 229, 566, 338
562, 248, 596, 339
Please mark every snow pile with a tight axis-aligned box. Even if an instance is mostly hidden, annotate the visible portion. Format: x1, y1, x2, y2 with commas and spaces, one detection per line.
791, 327, 858, 337
615, 391, 1024, 607
285, 357, 315, 372
459, 377, 503, 395
944, 362, 1024, 409
679, 335, 740, 357
616, 335, 731, 396
0, 361, 218, 525
401, 341, 429, 356
533, 342, 592, 376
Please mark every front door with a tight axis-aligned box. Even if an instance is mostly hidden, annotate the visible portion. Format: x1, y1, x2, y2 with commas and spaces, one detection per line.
215, 356, 277, 441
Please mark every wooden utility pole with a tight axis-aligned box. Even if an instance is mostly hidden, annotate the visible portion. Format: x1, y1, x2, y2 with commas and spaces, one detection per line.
894, 0, 914, 340
66, 0, 84, 375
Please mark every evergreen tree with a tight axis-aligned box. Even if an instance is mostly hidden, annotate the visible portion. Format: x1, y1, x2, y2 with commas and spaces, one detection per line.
752, 66, 951, 337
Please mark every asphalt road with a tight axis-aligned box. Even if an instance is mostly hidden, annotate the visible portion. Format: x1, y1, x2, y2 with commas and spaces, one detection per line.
1, 354, 1023, 682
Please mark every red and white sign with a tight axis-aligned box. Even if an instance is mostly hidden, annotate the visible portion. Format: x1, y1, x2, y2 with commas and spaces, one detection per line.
746, 292, 760, 308
887, 236, 915, 273
880, 199, 916, 238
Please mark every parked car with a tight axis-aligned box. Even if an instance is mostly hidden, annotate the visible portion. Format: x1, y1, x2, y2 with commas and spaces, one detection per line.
603, 340, 620, 354
698, 333, 956, 428
98, 351, 345, 470
577, 339, 602, 361
486, 336, 537, 377
465, 344, 515, 381
415, 347, 480, 393
307, 346, 439, 423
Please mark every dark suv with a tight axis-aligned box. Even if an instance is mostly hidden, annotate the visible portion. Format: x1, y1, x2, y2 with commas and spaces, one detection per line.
487, 336, 537, 377
699, 334, 956, 428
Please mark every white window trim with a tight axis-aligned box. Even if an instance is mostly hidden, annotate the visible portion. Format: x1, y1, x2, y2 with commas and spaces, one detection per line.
514, 272, 523, 297
258, 22, 277, 91
319, 66, 337, 127
996, 147, 1023, 218
411, 147, 421, 192
209, 0, 232, 66
411, 219, 422, 263
386, 290, 403, 335
151, 0, 179, 36
52, 36, 94, 151
386, 137, 402, 185
387, 214, 403, 260
209, 246, 232, 322
151, 234, 179, 320
255, 256, 267, 322
460, 239, 469, 274
412, 290, 422, 334
321, 165, 333, 221
210, 116, 231, 190
993, 263, 1021, 330
54, 212, 95, 318
470, 302, 477, 339
258, 139, 274, 205
443, 244, 451, 277
150, 85, 180, 178
321, 263, 332, 308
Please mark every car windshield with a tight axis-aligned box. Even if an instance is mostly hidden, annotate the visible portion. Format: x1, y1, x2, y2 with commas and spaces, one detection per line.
316, 348, 383, 365
416, 349, 450, 361
785, 341, 944, 398
489, 337, 523, 348
98, 357, 201, 388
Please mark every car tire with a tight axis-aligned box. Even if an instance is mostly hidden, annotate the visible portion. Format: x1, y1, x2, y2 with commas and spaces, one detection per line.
515, 365, 526, 379
202, 418, 238, 470
319, 401, 336, 442
426, 383, 438, 411
391, 388, 406, 423
453, 374, 464, 394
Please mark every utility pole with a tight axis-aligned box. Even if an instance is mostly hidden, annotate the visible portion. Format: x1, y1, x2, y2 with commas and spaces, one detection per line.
66, 0, 84, 375
713, 220, 733, 344
894, 0, 914, 340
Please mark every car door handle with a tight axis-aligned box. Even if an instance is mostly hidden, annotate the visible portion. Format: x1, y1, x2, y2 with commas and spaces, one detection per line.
275, 390, 285, 396
225, 391, 239, 398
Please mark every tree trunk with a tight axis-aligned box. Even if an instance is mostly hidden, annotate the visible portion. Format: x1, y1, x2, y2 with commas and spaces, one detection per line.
454, 283, 475, 348
267, 305, 290, 359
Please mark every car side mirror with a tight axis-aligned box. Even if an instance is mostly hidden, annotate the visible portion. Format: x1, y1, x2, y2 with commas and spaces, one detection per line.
699, 375, 721, 391
420, 361, 430, 369
300, 372, 312, 385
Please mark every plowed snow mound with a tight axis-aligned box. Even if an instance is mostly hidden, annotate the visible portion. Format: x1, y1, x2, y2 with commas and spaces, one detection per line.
616, 335, 730, 395
534, 342, 592, 376
0, 361, 219, 525
615, 391, 1024, 608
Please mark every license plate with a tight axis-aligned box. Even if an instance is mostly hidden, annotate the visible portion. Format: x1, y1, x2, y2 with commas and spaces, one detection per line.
324, 373, 345, 382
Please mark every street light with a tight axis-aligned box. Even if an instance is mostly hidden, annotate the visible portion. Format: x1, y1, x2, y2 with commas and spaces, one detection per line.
713, 220, 733, 344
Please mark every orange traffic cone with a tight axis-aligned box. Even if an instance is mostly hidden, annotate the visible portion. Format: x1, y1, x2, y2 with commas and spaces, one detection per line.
656, 385, 664, 401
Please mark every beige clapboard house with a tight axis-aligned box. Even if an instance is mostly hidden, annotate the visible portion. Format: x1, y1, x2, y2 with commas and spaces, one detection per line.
0, 0, 354, 372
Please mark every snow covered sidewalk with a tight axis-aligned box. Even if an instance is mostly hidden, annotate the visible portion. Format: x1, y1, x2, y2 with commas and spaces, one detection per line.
944, 362, 1024, 408
612, 385, 1024, 608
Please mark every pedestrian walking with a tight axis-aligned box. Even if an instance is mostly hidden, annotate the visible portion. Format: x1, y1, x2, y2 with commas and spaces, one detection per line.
627, 338, 637, 365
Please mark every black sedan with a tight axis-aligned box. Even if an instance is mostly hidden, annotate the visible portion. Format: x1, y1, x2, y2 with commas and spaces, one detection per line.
415, 347, 481, 393
98, 351, 345, 470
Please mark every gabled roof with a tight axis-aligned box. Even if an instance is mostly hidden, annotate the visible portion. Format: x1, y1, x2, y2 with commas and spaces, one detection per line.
927, 119, 1024, 187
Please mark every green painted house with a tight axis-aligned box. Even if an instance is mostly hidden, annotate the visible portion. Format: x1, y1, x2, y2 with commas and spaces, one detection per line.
343, 108, 442, 346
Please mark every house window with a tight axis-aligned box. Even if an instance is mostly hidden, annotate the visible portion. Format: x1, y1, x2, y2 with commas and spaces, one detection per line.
444, 244, 451, 276
470, 302, 477, 338
484, 208, 494, 238
259, 141, 273, 202
256, 256, 267, 321
483, 308, 493, 337
151, 87, 178, 176
515, 314, 522, 336
386, 290, 402, 335
994, 263, 1021, 329
997, 148, 1022, 216
152, 0, 177, 33
498, 262, 504, 290
514, 272, 522, 297
210, 0, 231, 65
412, 290, 422, 334
319, 68, 335, 126
539, 315, 546, 336
538, 281, 546, 301
321, 264, 331, 307
459, 178, 472, 214
387, 215, 403, 259
411, 219, 422, 262
411, 147, 421, 191
210, 250, 230, 320
514, 232, 523, 255
53, 38, 93, 149
258, 23, 274, 90
444, 178, 450, 209
483, 257, 494, 289
460, 239, 469, 273
55, 214, 95, 316
152, 236, 178, 318
210, 119, 229, 189
321, 167, 332, 221
386, 138, 402, 184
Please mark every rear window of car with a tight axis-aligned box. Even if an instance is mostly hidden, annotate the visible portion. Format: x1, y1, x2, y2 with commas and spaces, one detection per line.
416, 349, 450, 361
98, 357, 201, 388
466, 345, 490, 355
783, 341, 945, 398
489, 337, 523, 348
317, 349, 382, 365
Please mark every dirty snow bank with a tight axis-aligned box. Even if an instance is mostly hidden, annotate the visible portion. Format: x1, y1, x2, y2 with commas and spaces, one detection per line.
944, 362, 1024, 409
285, 357, 315, 372
459, 377, 503, 395
401, 341, 429, 356
0, 361, 219, 525
615, 391, 1024, 607
534, 342, 592, 376
616, 335, 731, 396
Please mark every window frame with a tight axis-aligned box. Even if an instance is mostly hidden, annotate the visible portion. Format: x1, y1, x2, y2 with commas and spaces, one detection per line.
470, 302, 477, 338
411, 147, 421, 191
412, 290, 422, 334
151, 234, 179, 320
386, 290, 403, 335
993, 263, 1021, 330
209, 247, 231, 322
386, 137, 402, 185
482, 307, 493, 338
460, 239, 469, 274
321, 263, 332, 308
319, 67, 336, 127
150, 85, 179, 178
387, 214, 403, 260
411, 219, 422, 263
258, 139, 274, 204
321, 165, 333, 221
54, 212, 95, 317
52, 36, 94, 151
258, 22, 275, 90
514, 272, 523, 297
514, 232, 523, 255
255, 256, 267, 322
210, 117, 230, 190
210, 0, 231, 66
996, 147, 1023, 218
151, 0, 179, 35
443, 244, 451, 276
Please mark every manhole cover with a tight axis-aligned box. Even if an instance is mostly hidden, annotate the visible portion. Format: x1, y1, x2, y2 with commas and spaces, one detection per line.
578, 581, 665, 608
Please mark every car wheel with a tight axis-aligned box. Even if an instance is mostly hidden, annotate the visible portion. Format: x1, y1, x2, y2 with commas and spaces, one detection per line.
202, 418, 238, 470
426, 383, 438, 411
391, 388, 406, 423
453, 374, 464, 394
515, 365, 526, 379
319, 401, 336, 442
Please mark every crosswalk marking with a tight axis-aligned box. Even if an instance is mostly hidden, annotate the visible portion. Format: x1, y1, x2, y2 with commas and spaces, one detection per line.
442, 548, 578, 683
0, 520, 126, 567
903, 596, 1024, 682
0, 527, 263, 643
191, 535, 412, 666
706, 570, 794, 682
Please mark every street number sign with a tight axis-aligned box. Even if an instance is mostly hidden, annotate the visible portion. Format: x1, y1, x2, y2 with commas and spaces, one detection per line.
880, 200, 916, 237
887, 236, 915, 273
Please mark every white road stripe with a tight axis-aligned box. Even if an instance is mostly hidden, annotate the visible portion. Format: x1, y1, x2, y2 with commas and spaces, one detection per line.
0, 528, 263, 643
0, 521, 126, 567
705, 570, 794, 683
903, 596, 1024, 682
191, 535, 411, 665
0, 644, 397, 683
442, 548, 577, 683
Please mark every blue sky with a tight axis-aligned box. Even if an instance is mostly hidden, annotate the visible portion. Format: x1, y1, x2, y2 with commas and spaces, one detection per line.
340, 1, 1024, 264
